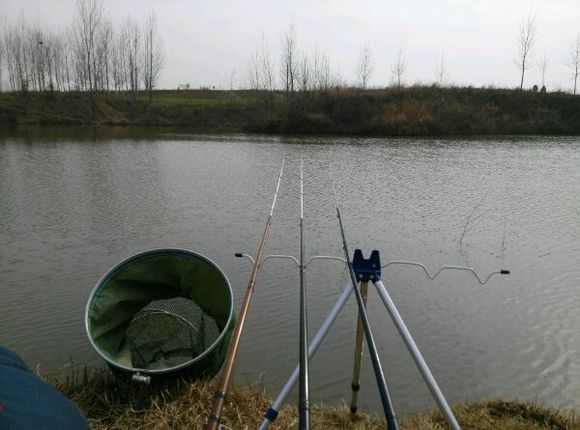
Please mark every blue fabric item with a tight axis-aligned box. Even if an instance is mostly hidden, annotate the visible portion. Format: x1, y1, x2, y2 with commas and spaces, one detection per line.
0, 346, 88, 430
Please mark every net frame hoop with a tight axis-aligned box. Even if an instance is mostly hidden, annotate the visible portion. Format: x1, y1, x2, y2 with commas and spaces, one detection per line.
84, 248, 235, 375
129, 308, 199, 332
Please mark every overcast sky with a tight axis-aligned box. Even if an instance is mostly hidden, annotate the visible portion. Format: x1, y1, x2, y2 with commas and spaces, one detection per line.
2, 0, 580, 91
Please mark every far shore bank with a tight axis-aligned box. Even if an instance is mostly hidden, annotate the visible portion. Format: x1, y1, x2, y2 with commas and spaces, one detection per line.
51, 369, 580, 430
2, 87, 580, 138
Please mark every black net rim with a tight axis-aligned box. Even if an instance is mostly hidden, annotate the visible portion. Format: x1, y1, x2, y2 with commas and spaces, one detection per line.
84, 248, 235, 375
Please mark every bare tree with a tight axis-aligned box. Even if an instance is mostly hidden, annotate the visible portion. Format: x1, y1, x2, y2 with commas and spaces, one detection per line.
357, 44, 373, 89
4, 20, 30, 91
299, 54, 311, 91
247, 50, 261, 90
0, 33, 4, 92
313, 49, 330, 91
94, 19, 113, 91
281, 25, 298, 94
516, 14, 536, 89
259, 35, 274, 92
436, 52, 447, 85
539, 53, 548, 89
569, 34, 580, 95
125, 18, 141, 93
112, 27, 129, 91
74, 0, 104, 92
248, 34, 275, 92
62, 30, 74, 91
143, 12, 164, 100
391, 48, 406, 89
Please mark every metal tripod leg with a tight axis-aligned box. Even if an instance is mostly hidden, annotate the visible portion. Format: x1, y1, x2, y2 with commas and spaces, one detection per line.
373, 279, 461, 430
258, 281, 353, 430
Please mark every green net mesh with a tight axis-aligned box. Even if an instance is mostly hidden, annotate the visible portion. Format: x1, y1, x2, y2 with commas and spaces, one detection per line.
86, 249, 234, 377
125, 298, 220, 370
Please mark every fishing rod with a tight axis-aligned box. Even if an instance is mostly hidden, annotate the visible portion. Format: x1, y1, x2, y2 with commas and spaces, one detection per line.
298, 158, 311, 429
331, 171, 400, 430
206, 158, 286, 430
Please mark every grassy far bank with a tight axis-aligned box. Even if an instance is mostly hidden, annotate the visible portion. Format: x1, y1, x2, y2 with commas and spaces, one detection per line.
53, 370, 580, 430
2, 86, 580, 137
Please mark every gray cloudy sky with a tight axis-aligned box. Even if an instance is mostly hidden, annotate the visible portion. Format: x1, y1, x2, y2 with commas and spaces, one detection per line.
2, 0, 580, 91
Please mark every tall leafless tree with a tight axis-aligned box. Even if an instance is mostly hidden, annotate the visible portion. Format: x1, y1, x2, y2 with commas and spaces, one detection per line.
281, 25, 298, 94
313, 49, 330, 91
0, 31, 5, 92
95, 19, 113, 91
358, 44, 373, 89
249, 34, 275, 91
248, 50, 261, 90
259, 35, 274, 92
391, 48, 406, 89
112, 27, 129, 91
4, 20, 30, 91
569, 34, 580, 95
74, 0, 104, 92
125, 18, 141, 93
0, 34, 6, 93
143, 12, 163, 100
516, 14, 536, 89
299, 54, 311, 91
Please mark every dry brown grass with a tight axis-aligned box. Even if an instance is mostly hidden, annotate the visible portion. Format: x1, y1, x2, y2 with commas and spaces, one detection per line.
53, 369, 580, 430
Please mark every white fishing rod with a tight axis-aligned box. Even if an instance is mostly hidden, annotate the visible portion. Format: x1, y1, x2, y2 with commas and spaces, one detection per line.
298, 158, 310, 429
207, 158, 286, 430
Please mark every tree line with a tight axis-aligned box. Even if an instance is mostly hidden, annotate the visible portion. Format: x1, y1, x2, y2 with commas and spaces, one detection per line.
516, 13, 580, 94
246, 17, 580, 96
0, 0, 163, 98
2, 5, 580, 97
244, 26, 436, 95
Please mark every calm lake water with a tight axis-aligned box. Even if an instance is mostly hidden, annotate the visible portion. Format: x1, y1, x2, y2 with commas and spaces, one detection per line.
1, 129, 580, 417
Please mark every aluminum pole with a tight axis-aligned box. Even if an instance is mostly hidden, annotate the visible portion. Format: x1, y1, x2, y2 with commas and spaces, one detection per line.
373, 279, 461, 430
259, 281, 353, 430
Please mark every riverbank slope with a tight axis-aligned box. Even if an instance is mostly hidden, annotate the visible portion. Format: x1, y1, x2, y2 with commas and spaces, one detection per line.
2, 87, 580, 136
54, 371, 579, 429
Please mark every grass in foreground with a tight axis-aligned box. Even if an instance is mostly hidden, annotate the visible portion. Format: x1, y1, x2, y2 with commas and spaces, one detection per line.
53, 369, 579, 429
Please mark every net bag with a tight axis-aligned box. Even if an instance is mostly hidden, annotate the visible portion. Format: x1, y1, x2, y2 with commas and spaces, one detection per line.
85, 249, 235, 379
